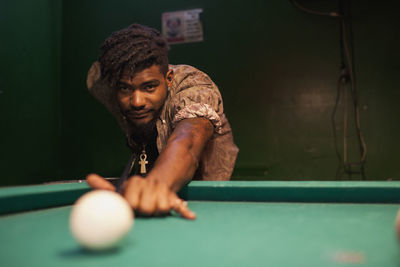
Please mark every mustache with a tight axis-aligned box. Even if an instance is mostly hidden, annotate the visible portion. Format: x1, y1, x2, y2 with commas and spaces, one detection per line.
125, 109, 153, 116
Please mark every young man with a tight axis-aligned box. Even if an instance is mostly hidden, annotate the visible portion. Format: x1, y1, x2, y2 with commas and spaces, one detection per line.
86, 24, 238, 219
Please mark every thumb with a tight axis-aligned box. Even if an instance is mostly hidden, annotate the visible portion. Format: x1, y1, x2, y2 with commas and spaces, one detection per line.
86, 173, 116, 191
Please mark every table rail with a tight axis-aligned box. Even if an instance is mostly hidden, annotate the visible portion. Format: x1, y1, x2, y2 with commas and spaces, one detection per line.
1, 180, 400, 215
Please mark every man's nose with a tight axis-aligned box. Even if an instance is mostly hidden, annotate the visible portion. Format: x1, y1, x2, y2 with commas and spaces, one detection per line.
130, 91, 145, 109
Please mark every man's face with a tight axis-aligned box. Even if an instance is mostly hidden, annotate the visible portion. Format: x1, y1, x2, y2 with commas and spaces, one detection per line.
117, 65, 173, 128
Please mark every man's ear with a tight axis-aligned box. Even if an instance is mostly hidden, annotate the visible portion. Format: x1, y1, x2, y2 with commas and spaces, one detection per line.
87, 61, 101, 89
166, 69, 174, 88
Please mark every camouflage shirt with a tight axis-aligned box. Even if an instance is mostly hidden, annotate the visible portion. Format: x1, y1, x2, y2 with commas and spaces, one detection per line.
87, 63, 238, 180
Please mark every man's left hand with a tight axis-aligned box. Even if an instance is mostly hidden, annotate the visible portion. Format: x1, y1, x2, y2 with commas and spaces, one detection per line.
86, 173, 196, 220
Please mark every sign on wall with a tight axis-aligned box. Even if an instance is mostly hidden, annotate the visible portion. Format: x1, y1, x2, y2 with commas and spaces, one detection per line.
162, 9, 203, 44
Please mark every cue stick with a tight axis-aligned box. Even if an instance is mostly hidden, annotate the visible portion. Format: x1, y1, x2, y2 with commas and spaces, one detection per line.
116, 153, 136, 193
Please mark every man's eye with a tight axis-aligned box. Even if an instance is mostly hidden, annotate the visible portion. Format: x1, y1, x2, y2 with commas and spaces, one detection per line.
144, 84, 156, 91
119, 87, 131, 92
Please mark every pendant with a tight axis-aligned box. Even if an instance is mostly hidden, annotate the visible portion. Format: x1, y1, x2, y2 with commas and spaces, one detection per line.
139, 145, 148, 175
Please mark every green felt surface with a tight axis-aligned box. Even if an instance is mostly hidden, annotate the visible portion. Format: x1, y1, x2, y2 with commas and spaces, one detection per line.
1, 201, 399, 267
1, 181, 400, 266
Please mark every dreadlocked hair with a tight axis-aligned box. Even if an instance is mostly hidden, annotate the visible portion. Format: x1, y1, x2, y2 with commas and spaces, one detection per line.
99, 24, 170, 86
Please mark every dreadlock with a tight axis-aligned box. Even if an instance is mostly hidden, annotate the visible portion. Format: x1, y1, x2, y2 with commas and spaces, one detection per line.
99, 24, 170, 86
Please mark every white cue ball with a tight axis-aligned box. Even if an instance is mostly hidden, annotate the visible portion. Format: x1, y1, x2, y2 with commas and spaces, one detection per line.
70, 190, 134, 251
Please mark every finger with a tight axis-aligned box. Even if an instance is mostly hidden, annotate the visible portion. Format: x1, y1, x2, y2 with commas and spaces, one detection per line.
170, 195, 196, 220
138, 180, 158, 215
124, 177, 143, 210
155, 183, 170, 214
86, 173, 116, 191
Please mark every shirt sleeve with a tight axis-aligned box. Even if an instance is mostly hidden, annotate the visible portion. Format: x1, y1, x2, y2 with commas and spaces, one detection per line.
173, 102, 222, 133
169, 74, 223, 134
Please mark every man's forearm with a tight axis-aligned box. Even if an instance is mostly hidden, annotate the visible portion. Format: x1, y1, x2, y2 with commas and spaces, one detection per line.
146, 118, 213, 192
146, 137, 199, 192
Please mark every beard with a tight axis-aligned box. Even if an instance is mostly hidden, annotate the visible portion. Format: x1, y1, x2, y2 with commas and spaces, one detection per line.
124, 109, 161, 145
129, 120, 156, 142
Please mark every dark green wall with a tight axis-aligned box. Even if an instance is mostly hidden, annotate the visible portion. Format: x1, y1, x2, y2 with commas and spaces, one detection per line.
0, 0, 62, 185
59, 0, 400, 181
1, 0, 399, 186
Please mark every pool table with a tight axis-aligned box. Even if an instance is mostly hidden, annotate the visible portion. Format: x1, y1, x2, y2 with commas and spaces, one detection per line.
1, 180, 400, 266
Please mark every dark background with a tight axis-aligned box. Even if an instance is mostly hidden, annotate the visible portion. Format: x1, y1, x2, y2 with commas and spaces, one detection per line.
1, 0, 399, 186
